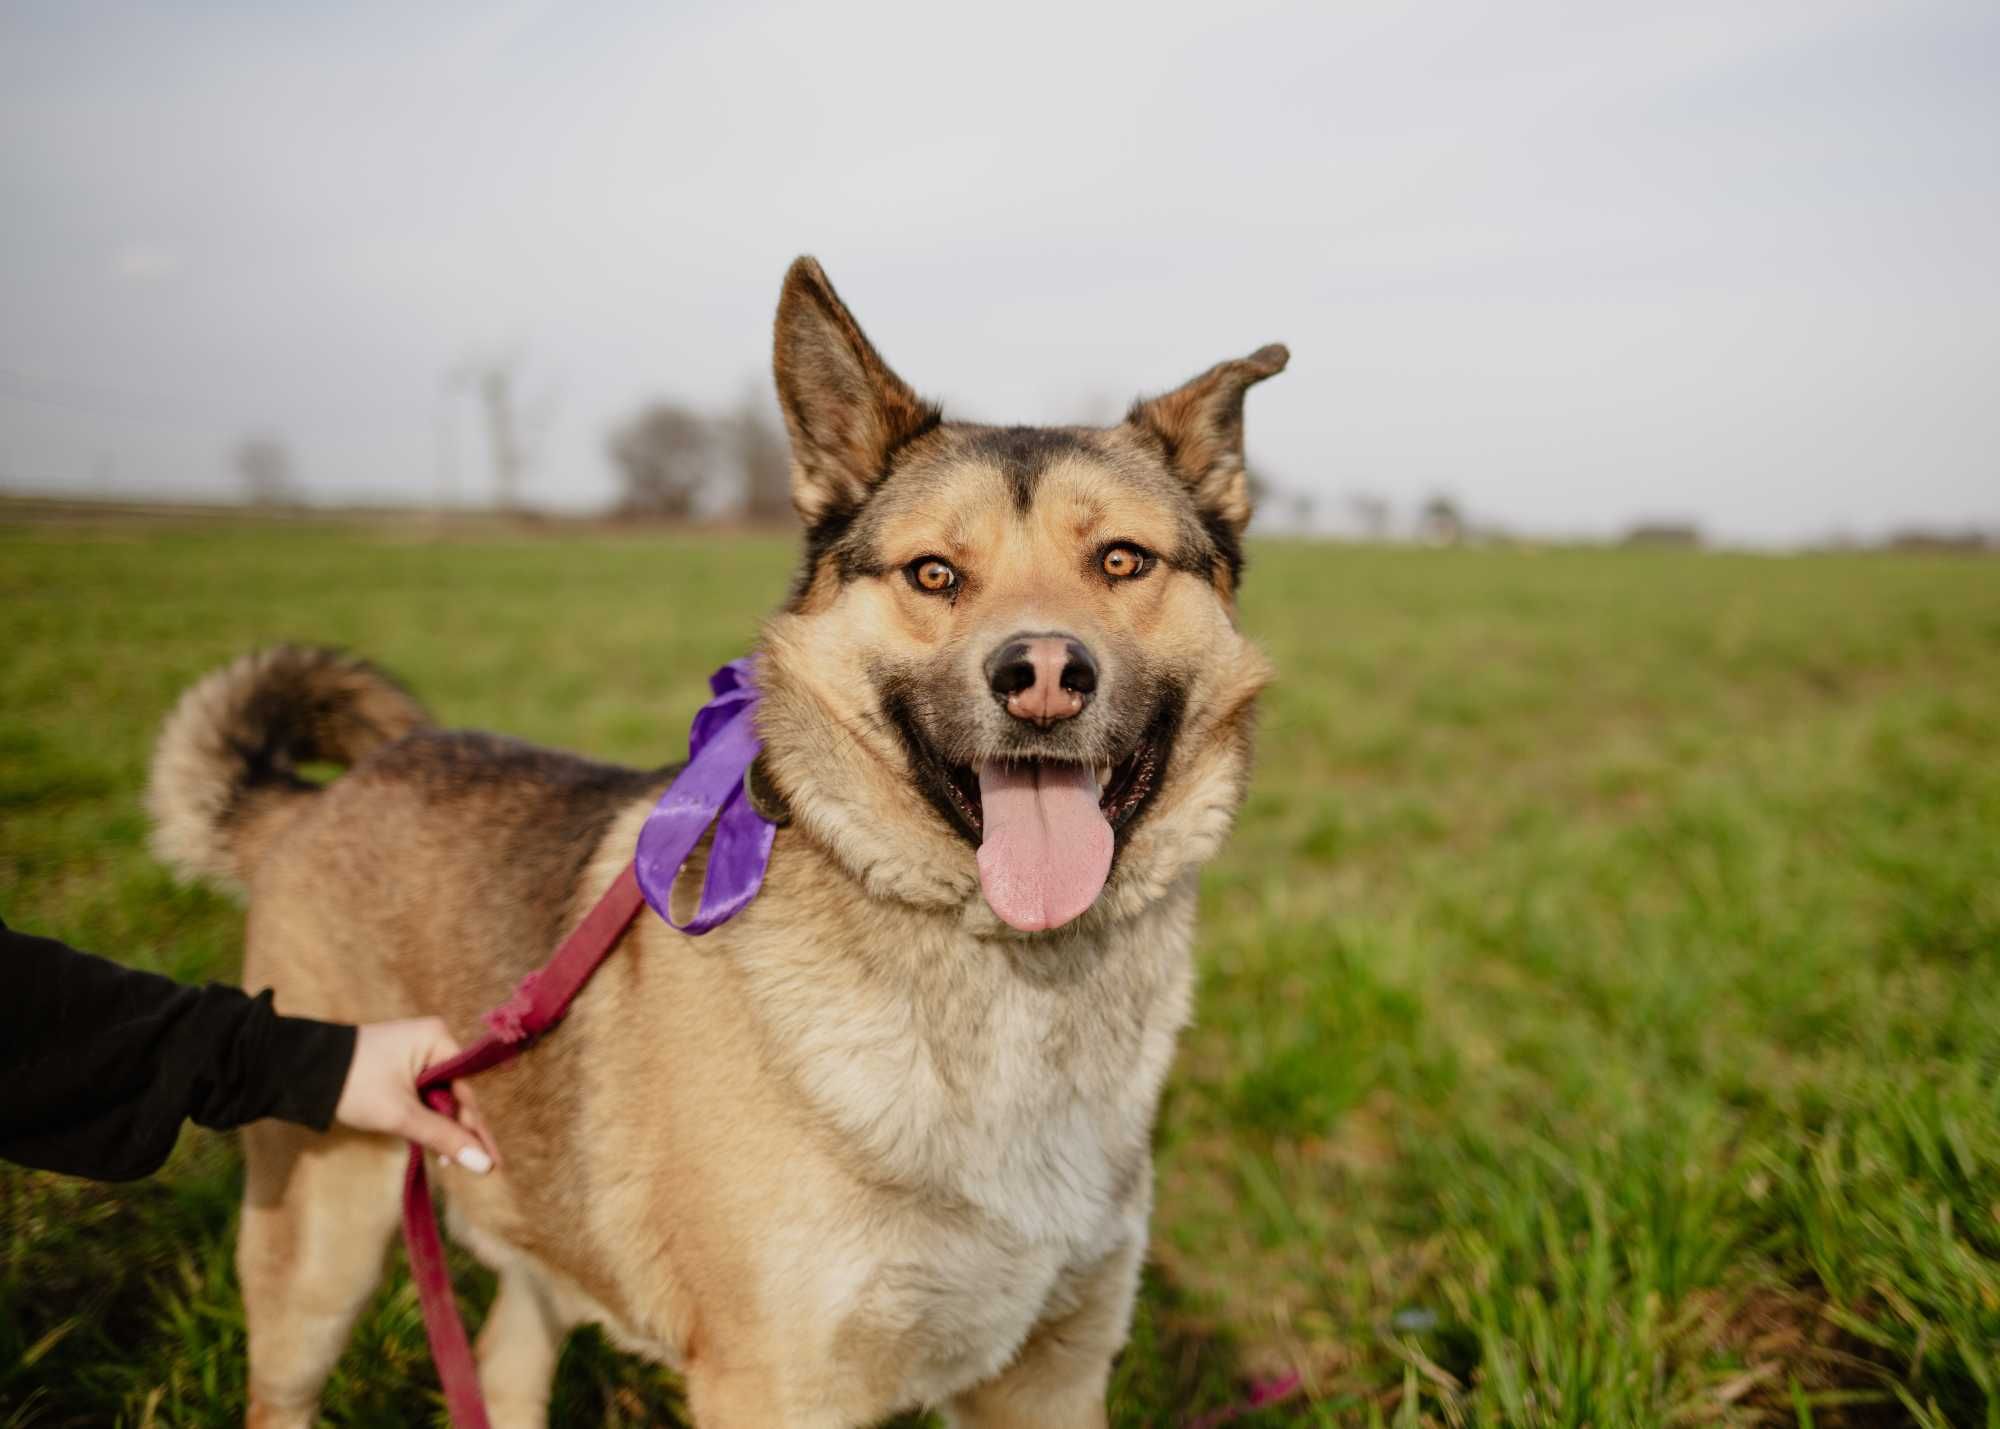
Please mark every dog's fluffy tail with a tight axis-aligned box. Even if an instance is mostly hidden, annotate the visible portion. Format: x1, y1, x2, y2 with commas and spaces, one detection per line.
148, 645, 432, 894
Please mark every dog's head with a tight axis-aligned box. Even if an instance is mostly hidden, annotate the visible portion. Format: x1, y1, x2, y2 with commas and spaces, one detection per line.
757, 257, 1280, 935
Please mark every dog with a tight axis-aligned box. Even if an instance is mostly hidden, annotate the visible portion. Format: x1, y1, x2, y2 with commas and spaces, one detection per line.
148, 257, 1284, 1428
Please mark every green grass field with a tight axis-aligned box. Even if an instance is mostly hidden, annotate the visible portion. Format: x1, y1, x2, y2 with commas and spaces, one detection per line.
3, 518, 1998, 1427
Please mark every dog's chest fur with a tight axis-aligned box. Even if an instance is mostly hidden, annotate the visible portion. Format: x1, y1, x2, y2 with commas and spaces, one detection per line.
726, 870, 1199, 1396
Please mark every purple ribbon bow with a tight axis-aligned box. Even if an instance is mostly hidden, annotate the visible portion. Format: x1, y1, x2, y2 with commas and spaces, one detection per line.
633, 657, 778, 935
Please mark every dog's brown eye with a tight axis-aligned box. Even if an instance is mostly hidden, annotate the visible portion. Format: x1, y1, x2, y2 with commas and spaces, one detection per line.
1101, 545, 1148, 580
909, 558, 958, 594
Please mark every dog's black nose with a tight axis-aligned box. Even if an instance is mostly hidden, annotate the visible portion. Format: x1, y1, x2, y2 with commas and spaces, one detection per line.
987, 635, 1097, 724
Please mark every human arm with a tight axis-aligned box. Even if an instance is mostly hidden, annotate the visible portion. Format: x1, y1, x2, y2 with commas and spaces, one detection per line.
0, 917, 492, 1180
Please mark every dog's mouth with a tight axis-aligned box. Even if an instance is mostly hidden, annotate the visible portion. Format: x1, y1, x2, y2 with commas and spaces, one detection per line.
933, 736, 1166, 842
888, 700, 1178, 934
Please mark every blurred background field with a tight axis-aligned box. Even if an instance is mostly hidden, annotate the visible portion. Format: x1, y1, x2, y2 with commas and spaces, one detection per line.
3, 515, 1997, 1426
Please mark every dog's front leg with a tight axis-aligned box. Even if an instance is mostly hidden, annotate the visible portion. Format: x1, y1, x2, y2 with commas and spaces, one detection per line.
684, 1362, 854, 1429
942, 1233, 1143, 1429
475, 1266, 567, 1428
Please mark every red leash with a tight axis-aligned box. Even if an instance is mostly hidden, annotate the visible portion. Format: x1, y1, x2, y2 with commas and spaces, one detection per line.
401, 863, 647, 1429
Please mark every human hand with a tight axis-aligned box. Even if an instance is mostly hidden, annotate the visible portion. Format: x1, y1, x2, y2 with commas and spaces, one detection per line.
333, 1018, 500, 1174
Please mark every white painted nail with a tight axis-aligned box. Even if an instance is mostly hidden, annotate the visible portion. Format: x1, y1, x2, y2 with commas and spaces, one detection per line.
437, 1154, 451, 1169
456, 1146, 493, 1175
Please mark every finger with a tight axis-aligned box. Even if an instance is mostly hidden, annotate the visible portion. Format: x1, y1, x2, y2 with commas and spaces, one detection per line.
451, 1075, 481, 1122
445, 1103, 499, 1170
415, 1018, 463, 1074
452, 1090, 502, 1168
424, 1018, 463, 1058
404, 1107, 494, 1174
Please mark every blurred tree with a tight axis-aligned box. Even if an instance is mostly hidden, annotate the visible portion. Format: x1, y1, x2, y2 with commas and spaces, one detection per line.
1418, 492, 1465, 546
477, 364, 524, 512
456, 352, 555, 512
1245, 467, 1272, 512
1289, 489, 1316, 532
1884, 525, 1993, 554
1621, 521, 1703, 549
730, 390, 794, 526
234, 436, 297, 507
1245, 475, 1318, 536
1347, 492, 1392, 542
610, 402, 713, 519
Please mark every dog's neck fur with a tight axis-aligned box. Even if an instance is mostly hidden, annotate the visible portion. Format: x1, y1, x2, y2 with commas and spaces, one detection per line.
698, 627, 1259, 1248
724, 837, 1200, 1246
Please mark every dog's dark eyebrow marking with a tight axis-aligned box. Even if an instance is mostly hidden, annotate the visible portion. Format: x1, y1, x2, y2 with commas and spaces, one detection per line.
967, 426, 1092, 513
1200, 510, 1245, 587
880, 407, 943, 479
835, 547, 892, 583
1160, 513, 1239, 586
785, 503, 860, 609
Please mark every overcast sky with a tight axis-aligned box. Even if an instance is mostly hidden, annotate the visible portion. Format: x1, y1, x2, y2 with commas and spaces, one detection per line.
2, 0, 1995, 542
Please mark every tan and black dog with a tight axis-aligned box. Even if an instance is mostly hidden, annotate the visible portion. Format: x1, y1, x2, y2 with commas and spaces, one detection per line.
149, 257, 1284, 1428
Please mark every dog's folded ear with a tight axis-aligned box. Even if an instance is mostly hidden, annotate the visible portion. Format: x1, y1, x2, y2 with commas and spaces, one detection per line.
773, 257, 941, 527
1124, 344, 1289, 539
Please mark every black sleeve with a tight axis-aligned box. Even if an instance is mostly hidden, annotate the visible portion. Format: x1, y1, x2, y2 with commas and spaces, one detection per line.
0, 916, 358, 1181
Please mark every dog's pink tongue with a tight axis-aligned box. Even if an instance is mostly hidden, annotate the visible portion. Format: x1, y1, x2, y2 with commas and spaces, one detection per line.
975, 761, 1113, 932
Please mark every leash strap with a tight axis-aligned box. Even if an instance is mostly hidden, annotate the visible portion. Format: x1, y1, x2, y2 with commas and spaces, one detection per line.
1185, 1371, 1305, 1427
400, 863, 646, 1429
397, 659, 776, 1427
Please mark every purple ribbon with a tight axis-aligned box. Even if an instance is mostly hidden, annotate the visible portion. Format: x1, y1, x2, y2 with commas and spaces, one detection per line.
633, 658, 778, 935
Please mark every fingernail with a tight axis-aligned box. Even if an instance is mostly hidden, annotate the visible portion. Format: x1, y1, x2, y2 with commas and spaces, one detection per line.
437, 1154, 451, 1169
456, 1147, 493, 1175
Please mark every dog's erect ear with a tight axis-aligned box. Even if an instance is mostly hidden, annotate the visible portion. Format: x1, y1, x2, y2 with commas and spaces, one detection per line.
772, 257, 940, 526
1125, 343, 1289, 538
